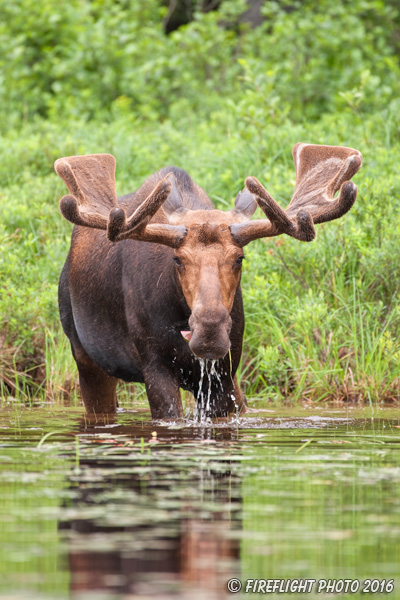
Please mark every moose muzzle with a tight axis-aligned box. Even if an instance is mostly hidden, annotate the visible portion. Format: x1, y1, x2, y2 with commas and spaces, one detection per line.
188, 306, 232, 360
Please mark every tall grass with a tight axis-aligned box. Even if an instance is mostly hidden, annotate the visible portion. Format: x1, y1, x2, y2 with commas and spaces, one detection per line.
1, 111, 400, 407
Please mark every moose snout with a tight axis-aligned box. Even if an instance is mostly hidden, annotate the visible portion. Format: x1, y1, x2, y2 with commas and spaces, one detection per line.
188, 306, 232, 359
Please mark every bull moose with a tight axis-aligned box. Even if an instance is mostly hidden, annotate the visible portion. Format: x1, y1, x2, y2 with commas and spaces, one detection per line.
55, 143, 362, 419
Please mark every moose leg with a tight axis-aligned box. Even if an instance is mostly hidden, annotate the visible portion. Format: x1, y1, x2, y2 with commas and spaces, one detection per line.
233, 375, 248, 414
73, 345, 118, 414
142, 362, 183, 419
59, 264, 118, 414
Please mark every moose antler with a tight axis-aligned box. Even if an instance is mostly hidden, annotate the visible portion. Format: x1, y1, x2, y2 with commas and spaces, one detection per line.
55, 154, 118, 229
55, 154, 187, 248
107, 174, 187, 247
231, 143, 362, 246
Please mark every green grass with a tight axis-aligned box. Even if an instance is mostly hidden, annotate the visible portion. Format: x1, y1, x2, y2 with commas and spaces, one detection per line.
1, 109, 400, 408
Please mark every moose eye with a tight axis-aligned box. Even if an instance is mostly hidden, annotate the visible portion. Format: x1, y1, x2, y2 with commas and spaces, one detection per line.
173, 256, 184, 268
234, 255, 245, 267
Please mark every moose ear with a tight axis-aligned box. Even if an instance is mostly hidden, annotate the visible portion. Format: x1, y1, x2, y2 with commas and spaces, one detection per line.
232, 188, 257, 219
162, 173, 186, 218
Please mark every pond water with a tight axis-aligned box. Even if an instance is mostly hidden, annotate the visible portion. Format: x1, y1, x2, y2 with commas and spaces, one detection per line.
0, 404, 399, 599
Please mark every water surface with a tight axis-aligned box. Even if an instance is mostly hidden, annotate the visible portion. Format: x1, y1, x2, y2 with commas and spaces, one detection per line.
0, 404, 399, 599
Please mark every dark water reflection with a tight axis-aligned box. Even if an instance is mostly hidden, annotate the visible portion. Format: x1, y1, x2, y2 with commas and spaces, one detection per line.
0, 405, 400, 599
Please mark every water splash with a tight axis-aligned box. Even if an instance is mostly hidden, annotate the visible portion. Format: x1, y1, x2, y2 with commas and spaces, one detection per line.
230, 392, 241, 425
193, 358, 227, 423
181, 357, 242, 426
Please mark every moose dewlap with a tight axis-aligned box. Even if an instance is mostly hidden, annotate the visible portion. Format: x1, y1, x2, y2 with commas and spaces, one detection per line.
55, 143, 362, 418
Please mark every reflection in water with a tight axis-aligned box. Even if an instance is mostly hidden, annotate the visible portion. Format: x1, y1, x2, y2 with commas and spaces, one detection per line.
61, 423, 241, 599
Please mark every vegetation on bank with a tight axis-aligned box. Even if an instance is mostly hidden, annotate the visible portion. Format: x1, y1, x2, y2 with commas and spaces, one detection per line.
1, 0, 400, 406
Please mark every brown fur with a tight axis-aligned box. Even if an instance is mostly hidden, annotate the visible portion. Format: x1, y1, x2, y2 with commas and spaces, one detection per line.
172, 219, 243, 313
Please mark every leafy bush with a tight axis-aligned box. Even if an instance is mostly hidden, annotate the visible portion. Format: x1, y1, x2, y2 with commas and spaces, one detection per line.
0, 0, 399, 125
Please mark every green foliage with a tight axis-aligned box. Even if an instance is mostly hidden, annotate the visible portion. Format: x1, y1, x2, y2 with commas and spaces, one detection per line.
0, 0, 399, 125
1, 0, 400, 404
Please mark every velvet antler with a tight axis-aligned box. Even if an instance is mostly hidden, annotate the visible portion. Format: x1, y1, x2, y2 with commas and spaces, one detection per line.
54, 154, 118, 229
107, 175, 186, 247
55, 154, 187, 248
231, 143, 362, 246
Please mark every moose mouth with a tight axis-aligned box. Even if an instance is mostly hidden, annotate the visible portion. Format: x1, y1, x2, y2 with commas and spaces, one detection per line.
175, 318, 192, 342
181, 330, 192, 342
177, 309, 232, 359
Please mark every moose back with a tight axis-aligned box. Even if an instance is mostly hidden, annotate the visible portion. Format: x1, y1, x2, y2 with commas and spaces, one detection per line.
55, 144, 362, 418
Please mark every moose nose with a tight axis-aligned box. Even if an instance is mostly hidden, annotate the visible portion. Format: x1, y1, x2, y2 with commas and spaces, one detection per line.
188, 307, 232, 359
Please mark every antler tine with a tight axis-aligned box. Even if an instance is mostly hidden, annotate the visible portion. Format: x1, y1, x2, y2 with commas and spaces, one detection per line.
304, 151, 361, 224
311, 180, 357, 225
108, 174, 187, 248
55, 154, 118, 230
245, 176, 315, 241
58, 194, 110, 229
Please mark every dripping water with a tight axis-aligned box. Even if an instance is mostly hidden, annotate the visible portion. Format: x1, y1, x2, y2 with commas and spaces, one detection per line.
205, 360, 217, 414
194, 358, 226, 423
231, 392, 240, 424
194, 358, 206, 422
193, 358, 206, 423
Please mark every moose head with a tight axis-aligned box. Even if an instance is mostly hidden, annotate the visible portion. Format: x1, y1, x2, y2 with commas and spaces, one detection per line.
55, 144, 362, 363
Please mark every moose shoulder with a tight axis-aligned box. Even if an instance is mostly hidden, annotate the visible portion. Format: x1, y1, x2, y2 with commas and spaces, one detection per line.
55, 144, 362, 418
